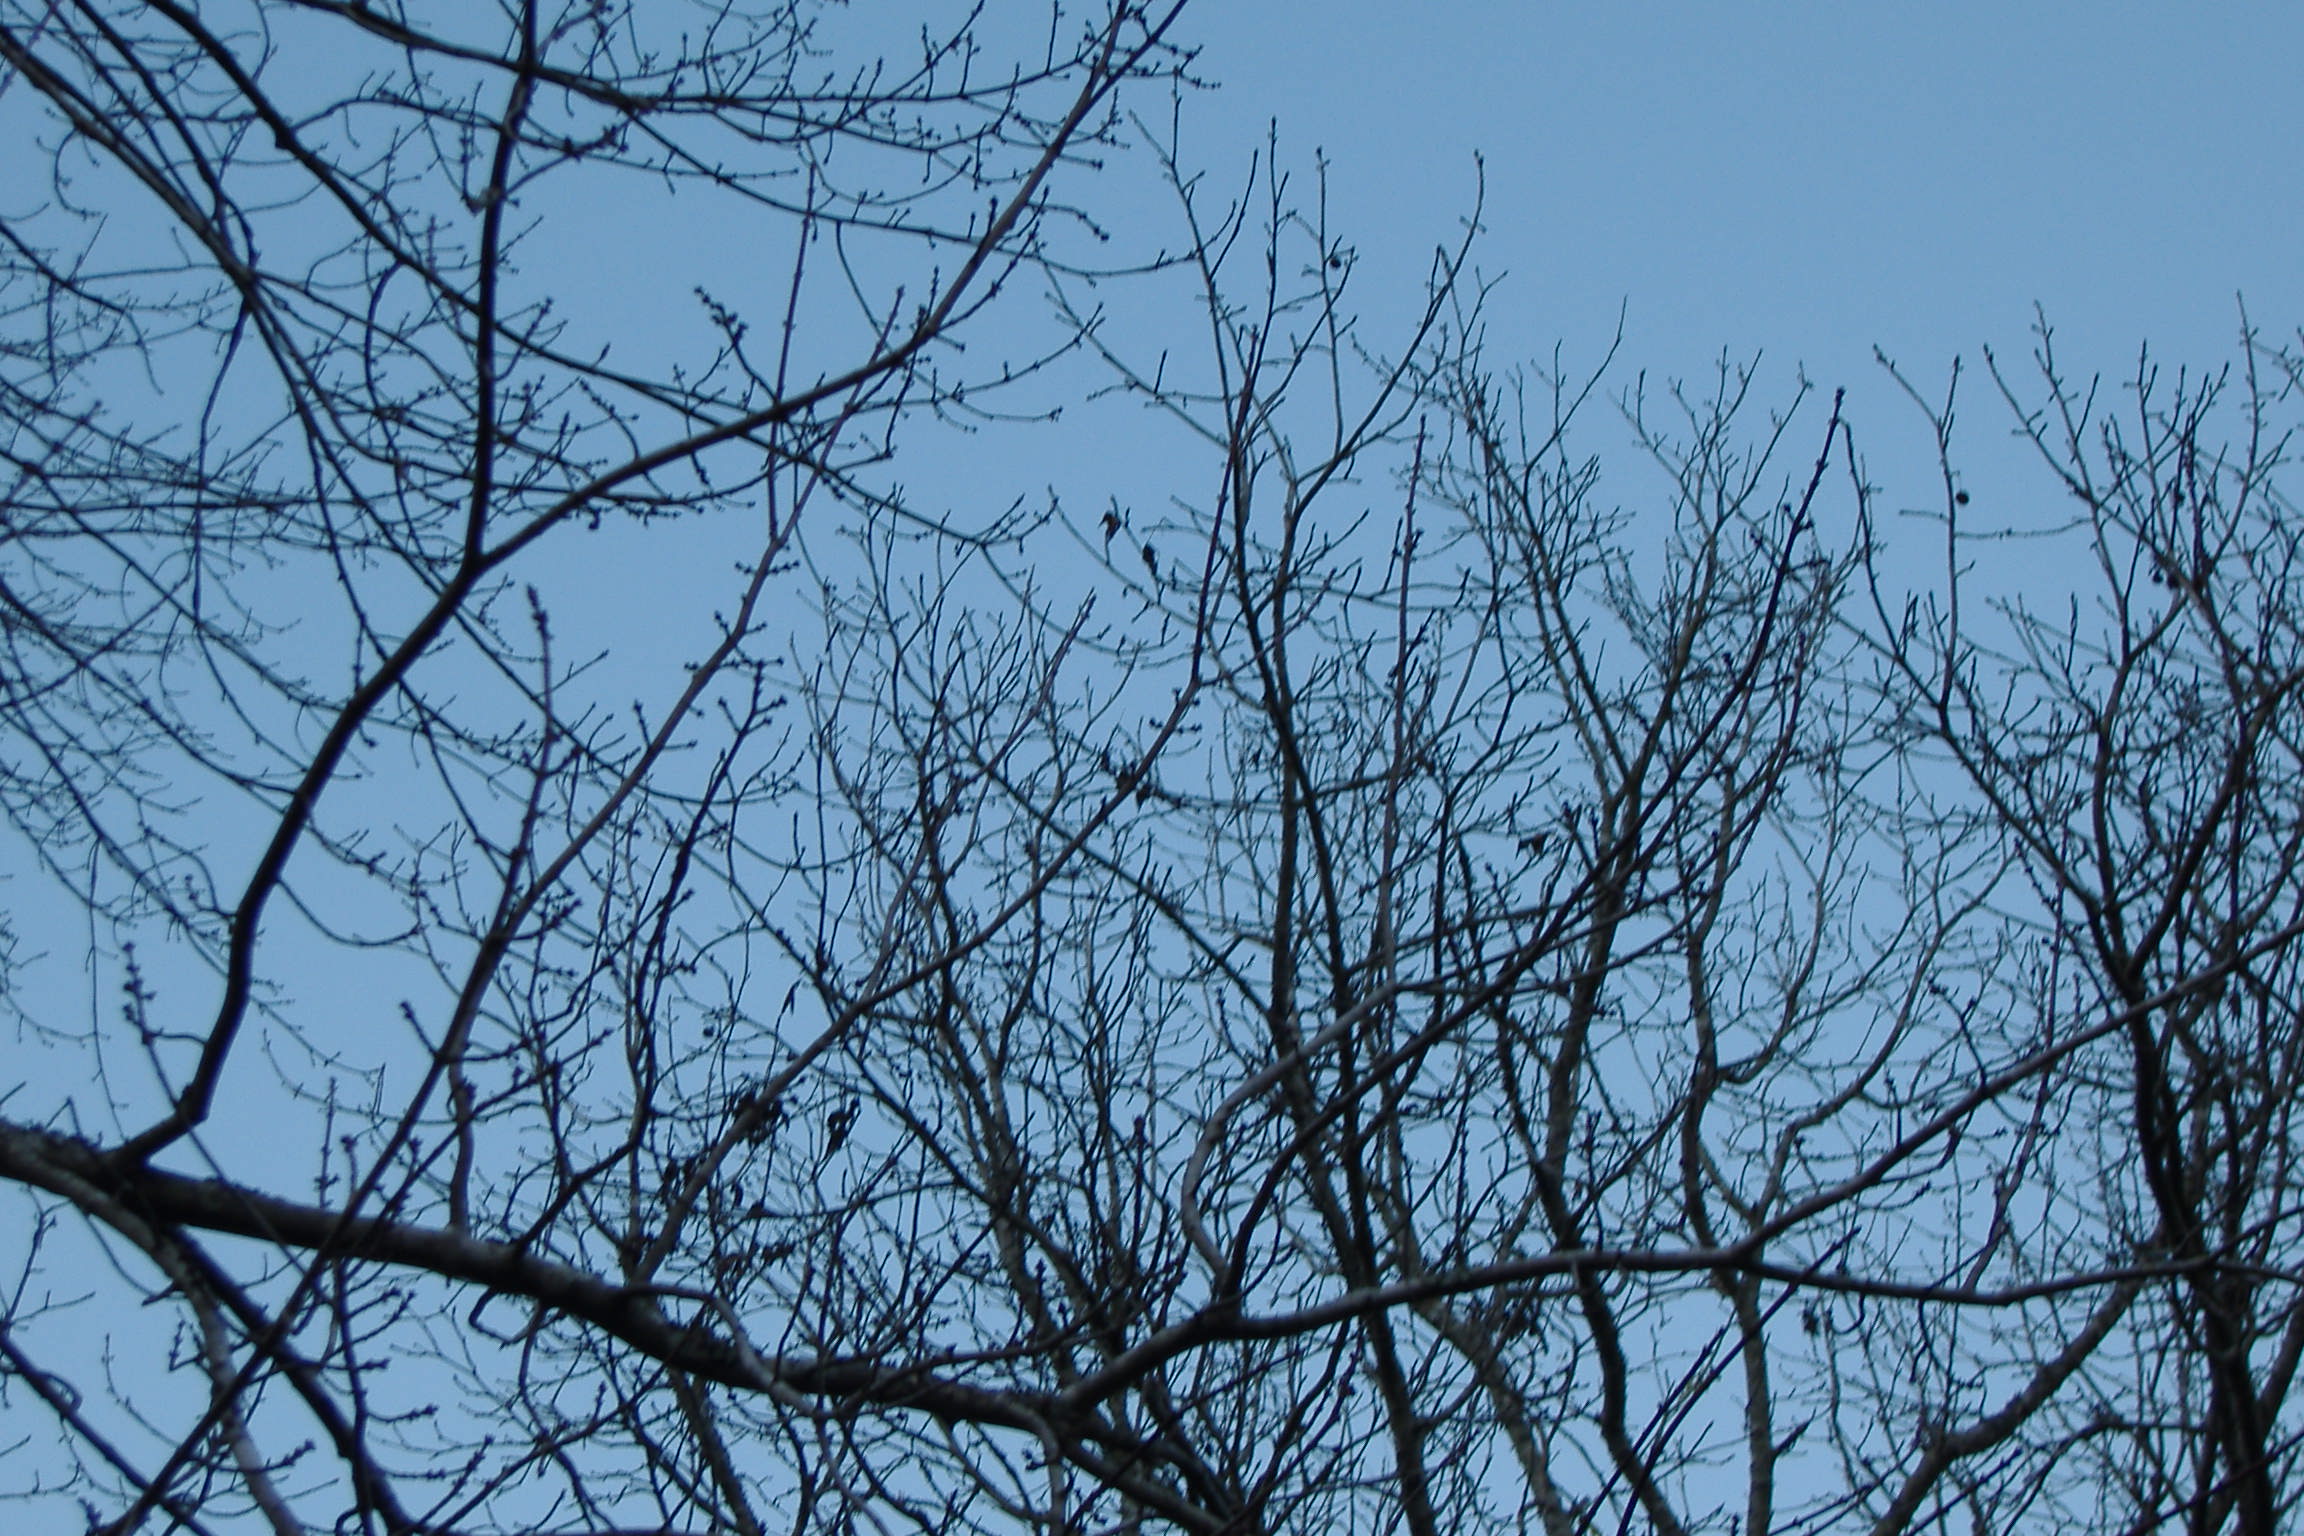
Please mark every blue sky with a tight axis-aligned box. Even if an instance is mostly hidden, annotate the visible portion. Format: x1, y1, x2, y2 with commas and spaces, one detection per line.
8, 2, 2290, 1175
458, 3, 2304, 561
1192, 3, 2302, 400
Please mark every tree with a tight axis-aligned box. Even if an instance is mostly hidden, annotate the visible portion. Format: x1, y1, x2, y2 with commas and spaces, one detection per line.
4, 4, 2303, 1534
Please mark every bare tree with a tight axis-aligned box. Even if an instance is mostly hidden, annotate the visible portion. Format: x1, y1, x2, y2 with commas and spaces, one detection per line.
0, 2, 1202, 1530
6, 4, 2304, 1535
1855, 329, 2304, 1535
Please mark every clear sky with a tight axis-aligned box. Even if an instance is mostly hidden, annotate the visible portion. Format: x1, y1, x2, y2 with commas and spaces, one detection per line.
1188, 3, 2303, 407
9, 6, 2291, 1146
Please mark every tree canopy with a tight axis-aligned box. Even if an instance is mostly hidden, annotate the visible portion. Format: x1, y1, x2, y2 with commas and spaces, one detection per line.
5, 4, 2304, 1534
